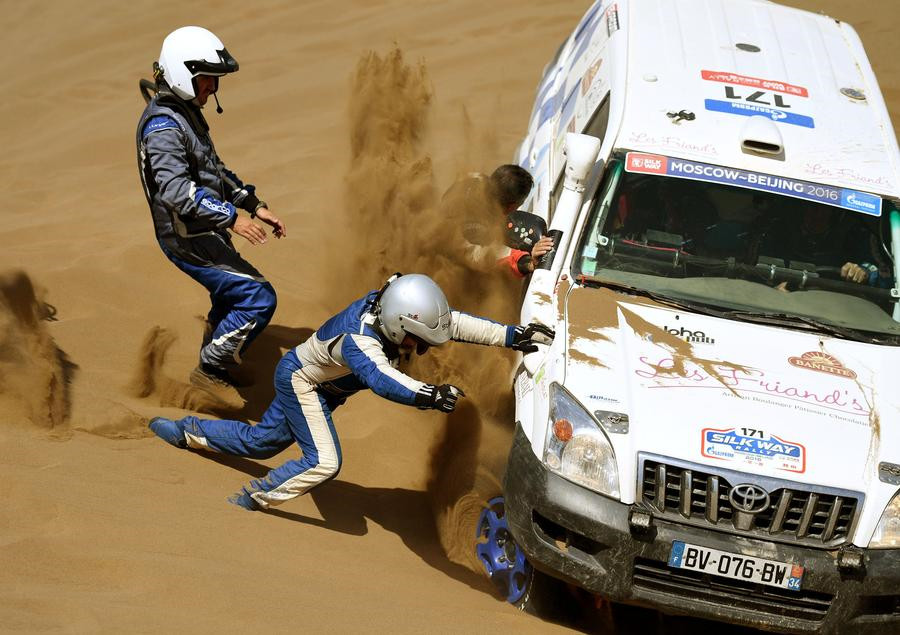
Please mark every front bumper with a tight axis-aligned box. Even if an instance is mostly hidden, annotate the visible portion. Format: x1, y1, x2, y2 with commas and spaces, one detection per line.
503, 424, 900, 634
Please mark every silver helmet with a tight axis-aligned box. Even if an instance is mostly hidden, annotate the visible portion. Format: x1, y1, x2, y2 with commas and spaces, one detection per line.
157, 26, 238, 101
377, 274, 451, 347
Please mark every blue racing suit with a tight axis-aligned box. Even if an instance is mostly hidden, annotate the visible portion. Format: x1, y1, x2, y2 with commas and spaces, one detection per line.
172, 290, 517, 509
136, 85, 276, 371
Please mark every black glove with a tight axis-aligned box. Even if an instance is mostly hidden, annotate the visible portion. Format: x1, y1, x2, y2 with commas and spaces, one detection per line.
510, 322, 555, 353
415, 383, 465, 412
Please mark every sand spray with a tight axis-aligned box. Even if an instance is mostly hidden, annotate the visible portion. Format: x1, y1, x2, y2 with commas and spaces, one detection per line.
340, 47, 522, 572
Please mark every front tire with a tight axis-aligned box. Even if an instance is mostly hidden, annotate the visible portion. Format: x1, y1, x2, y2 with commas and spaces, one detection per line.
475, 496, 568, 618
476, 496, 531, 604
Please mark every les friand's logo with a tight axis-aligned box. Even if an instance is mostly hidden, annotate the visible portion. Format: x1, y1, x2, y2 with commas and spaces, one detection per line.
788, 351, 857, 380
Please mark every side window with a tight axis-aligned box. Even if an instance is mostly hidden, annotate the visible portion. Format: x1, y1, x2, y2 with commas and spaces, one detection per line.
584, 93, 611, 142
549, 171, 565, 223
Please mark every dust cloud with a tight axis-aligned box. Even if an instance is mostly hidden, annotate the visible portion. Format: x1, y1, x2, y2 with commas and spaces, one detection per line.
340, 47, 524, 572
0, 270, 75, 431
129, 325, 242, 414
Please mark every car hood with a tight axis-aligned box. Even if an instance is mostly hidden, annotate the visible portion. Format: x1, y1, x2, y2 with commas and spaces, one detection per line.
562, 284, 896, 495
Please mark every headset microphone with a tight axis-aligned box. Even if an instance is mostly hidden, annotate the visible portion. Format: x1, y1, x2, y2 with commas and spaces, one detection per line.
213, 93, 223, 114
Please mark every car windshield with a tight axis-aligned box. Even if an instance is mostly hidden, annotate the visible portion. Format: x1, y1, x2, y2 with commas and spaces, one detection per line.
573, 154, 900, 339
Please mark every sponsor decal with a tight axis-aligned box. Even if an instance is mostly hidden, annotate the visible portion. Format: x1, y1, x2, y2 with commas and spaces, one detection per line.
581, 58, 604, 96
200, 197, 234, 215
704, 98, 814, 128
664, 325, 714, 344
516, 370, 533, 399
606, 3, 620, 35
635, 355, 871, 422
701, 70, 809, 97
722, 86, 795, 109
627, 131, 718, 156
702, 427, 806, 473
788, 351, 857, 380
840, 190, 882, 216
626, 152, 667, 174
804, 163, 893, 190
624, 152, 882, 216
572, 3, 618, 75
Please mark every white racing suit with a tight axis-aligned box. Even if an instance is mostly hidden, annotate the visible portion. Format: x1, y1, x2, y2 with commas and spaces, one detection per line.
136, 85, 276, 372
172, 290, 516, 509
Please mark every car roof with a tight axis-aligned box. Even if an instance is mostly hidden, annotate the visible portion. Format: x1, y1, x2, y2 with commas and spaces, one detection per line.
617, 0, 900, 198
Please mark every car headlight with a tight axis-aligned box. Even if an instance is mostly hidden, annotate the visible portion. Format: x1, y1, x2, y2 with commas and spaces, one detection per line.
870, 490, 900, 549
544, 382, 619, 498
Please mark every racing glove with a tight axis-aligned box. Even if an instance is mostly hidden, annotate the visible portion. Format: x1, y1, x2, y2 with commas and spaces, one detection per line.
415, 383, 465, 412
510, 322, 555, 353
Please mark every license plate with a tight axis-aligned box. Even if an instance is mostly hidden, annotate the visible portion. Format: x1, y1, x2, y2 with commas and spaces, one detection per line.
668, 541, 804, 591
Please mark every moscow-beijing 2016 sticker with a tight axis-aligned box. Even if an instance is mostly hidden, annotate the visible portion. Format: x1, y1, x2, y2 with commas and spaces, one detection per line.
624, 152, 882, 216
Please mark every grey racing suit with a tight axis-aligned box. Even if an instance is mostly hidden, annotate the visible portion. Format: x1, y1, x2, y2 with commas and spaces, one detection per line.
135, 84, 276, 371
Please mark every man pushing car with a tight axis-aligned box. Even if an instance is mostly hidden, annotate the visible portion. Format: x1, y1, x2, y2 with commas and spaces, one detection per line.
148, 273, 554, 511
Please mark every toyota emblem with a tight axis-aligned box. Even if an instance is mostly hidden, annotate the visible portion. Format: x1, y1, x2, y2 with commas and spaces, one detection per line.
729, 483, 770, 514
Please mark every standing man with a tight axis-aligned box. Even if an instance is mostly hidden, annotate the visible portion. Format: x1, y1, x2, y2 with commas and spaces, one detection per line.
136, 26, 286, 389
148, 273, 554, 511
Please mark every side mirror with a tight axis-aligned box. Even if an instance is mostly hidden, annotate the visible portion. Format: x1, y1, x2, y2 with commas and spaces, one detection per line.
563, 133, 603, 193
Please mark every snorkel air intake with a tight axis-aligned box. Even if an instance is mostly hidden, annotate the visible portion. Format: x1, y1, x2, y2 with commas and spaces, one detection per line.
740, 115, 784, 156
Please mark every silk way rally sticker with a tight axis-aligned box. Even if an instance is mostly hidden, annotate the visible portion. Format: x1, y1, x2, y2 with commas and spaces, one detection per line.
702, 427, 806, 474
625, 152, 882, 216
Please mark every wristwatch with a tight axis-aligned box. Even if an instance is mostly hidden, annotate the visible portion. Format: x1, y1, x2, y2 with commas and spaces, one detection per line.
251, 200, 268, 219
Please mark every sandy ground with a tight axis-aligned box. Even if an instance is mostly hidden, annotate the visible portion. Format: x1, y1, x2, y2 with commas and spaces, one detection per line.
0, 0, 897, 633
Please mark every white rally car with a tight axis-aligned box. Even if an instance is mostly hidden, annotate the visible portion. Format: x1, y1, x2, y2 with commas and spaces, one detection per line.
476, 0, 900, 632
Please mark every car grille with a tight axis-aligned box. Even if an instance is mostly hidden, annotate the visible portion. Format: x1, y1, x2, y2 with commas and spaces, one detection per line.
640, 458, 860, 547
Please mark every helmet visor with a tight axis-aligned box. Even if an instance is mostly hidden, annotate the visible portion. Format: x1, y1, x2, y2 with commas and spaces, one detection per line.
184, 48, 239, 76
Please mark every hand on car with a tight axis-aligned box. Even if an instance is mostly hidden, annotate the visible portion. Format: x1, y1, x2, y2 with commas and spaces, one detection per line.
511, 322, 555, 353
531, 235, 554, 260
525, 235, 555, 272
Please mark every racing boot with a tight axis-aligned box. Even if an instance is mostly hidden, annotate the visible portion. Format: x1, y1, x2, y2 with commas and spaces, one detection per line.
149, 417, 188, 448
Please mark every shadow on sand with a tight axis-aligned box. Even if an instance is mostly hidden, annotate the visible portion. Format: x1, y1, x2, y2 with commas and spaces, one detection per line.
229, 323, 315, 421
195, 451, 495, 597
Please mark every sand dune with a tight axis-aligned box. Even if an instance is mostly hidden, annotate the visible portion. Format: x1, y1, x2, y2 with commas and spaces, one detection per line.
1, 0, 897, 632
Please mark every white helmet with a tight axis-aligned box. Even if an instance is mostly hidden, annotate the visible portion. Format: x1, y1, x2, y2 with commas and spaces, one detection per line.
377, 274, 451, 347
157, 26, 238, 101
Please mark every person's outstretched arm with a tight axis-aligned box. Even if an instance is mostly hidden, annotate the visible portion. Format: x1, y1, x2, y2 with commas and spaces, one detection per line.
450, 312, 555, 352
340, 334, 463, 412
